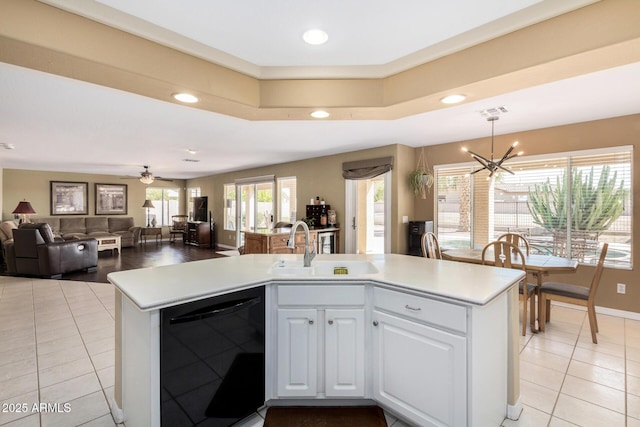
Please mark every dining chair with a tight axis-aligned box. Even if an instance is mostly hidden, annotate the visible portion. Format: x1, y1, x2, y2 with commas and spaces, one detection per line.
538, 243, 608, 343
420, 231, 442, 259
482, 241, 536, 336
497, 232, 531, 255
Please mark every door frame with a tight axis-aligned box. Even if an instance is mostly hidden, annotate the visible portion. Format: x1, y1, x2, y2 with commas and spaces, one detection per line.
235, 175, 276, 246
344, 172, 391, 254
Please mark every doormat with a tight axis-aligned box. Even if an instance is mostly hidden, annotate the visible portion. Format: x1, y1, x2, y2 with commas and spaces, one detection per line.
263, 406, 388, 427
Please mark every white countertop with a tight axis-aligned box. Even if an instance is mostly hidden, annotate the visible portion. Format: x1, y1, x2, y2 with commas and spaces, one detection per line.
107, 253, 525, 311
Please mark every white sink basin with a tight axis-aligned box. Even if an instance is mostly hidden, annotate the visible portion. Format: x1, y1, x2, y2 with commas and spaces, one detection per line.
269, 260, 379, 276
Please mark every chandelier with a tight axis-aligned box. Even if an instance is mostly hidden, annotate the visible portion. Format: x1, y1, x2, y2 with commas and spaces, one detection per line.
462, 116, 523, 178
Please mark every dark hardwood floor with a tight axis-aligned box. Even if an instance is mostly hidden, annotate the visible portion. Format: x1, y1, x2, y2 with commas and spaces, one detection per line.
3, 241, 228, 283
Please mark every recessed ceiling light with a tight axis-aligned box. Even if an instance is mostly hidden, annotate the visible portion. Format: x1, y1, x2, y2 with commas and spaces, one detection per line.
440, 94, 466, 104
303, 29, 328, 45
310, 110, 330, 119
186, 148, 197, 155
173, 93, 199, 103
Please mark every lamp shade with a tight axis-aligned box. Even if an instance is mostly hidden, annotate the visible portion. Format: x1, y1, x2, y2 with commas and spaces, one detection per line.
13, 200, 36, 214
142, 199, 154, 208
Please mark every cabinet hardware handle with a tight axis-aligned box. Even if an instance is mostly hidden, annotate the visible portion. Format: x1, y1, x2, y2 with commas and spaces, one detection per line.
308, 319, 314, 325
405, 305, 422, 311
328, 320, 333, 325
372, 320, 379, 326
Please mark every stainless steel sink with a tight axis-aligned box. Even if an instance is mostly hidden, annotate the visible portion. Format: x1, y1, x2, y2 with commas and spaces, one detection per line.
269, 260, 379, 276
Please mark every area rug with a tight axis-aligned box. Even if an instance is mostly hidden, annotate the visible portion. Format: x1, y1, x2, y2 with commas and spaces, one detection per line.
263, 406, 388, 427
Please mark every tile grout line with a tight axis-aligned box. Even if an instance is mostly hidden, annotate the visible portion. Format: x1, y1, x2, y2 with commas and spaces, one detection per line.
65, 280, 119, 426
624, 318, 628, 426
59, 280, 114, 426
547, 312, 584, 426
33, 279, 43, 427
85, 281, 120, 426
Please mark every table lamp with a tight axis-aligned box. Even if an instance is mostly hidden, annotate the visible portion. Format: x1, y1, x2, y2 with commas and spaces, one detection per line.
13, 200, 36, 224
142, 199, 154, 227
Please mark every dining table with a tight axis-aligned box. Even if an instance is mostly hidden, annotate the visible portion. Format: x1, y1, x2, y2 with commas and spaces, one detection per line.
442, 247, 579, 332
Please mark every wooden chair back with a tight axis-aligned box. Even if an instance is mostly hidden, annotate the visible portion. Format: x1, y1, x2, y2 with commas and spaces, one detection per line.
170, 215, 188, 231
588, 243, 609, 302
481, 241, 526, 271
420, 232, 442, 259
497, 233, 530, 255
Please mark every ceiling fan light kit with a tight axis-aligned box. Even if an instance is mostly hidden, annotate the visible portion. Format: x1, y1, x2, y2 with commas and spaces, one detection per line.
139, 165, 155, 184
121, 166, 173, 184
462, 116, 523, 179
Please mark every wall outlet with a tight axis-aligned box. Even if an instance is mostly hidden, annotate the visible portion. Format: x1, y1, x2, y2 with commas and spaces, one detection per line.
617, 283, 626, 294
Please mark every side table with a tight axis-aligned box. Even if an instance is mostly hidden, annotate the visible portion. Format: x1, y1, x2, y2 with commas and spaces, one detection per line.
141, 227, 162, 245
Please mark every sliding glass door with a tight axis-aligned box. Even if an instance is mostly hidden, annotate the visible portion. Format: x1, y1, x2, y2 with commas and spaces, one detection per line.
236, 176, 275, 246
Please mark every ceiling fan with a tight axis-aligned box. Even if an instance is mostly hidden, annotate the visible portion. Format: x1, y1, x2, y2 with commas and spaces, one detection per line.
122, 166, 173, 184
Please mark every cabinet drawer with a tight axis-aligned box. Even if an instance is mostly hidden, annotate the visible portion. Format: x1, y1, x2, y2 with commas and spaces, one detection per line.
270, 233, 305, 249
278, 285, 365, 306
269, 235, 291, 249
373, 287, 467, 333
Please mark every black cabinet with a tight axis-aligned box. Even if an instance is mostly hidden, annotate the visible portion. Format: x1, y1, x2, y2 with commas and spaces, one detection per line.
305, 204, 330, 228
408, 221, 433, 256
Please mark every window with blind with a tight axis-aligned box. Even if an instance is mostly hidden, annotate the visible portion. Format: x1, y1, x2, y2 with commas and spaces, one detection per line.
145, 187, 180, 226
435, 166, 473, 250
435, 147, 632, 268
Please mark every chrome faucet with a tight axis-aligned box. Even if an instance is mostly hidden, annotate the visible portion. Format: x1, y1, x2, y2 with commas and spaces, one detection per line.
287, 221, 316, 267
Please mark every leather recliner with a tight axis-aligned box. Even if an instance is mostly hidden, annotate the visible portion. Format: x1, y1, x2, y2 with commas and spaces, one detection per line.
4, 223, 98, 279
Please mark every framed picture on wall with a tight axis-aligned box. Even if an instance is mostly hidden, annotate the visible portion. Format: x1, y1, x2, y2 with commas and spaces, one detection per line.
95, 183, 128, 215
50, 181, 89, 215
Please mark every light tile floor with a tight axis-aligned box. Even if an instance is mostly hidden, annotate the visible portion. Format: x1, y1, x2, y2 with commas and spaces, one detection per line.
1, 275, 638, 427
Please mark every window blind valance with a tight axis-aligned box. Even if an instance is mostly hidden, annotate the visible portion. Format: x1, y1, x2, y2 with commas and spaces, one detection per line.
342, 156, 393, 180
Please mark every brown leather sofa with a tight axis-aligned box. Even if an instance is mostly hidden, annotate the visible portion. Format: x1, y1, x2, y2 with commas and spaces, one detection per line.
4, 223, 98, 279
31, 216, 141, 247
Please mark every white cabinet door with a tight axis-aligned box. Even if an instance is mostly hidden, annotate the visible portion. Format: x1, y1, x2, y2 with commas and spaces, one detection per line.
325, 308, 365, 397
372, 310, 467, 427
277, 308, 318, 397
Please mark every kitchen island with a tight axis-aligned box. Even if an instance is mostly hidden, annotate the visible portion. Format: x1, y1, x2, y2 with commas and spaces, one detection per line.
108, 253, 525, 426
244, 226, 340, 254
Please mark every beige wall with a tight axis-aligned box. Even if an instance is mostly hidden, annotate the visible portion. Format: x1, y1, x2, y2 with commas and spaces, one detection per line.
416, 114, 640, 314
2, 169, 186, 228
187, 144, 416, 254
3, 115, 637, 315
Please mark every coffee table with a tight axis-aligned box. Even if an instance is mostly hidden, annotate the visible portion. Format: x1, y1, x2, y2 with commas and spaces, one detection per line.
96, 235, 121, 254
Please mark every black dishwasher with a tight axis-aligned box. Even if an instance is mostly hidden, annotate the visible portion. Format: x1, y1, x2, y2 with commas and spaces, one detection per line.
160, 286, 265, 426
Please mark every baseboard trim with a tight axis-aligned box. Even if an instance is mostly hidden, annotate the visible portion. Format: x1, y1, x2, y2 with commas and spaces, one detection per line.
507, 396, 523, 420
110, 400, 124, 424
551, 301, 640, 321
216, 243, 238, 250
